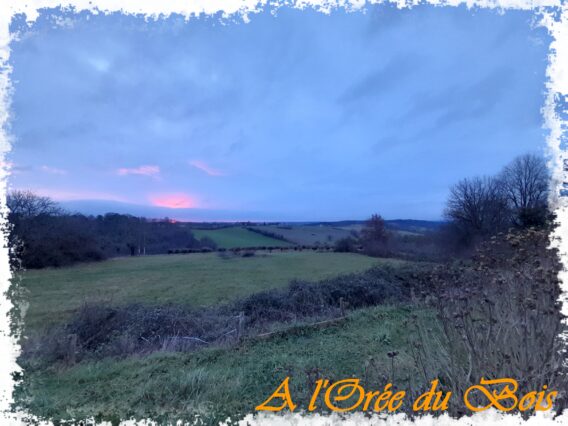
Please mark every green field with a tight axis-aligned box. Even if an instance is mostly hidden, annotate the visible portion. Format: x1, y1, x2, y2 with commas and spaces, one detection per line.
251, 225, 355, 246
251, 224, 422, 246
16, 305, 440, 424
20, 251, 396, 331
192, 227, 292, 249
191, 224, 422, 249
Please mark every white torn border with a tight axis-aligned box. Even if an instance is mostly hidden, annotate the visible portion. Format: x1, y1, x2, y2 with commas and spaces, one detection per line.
0, 0, 566, 425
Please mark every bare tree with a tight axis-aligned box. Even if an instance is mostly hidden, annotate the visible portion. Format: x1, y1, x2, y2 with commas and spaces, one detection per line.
360, 214, 390, 256
444, 176, 509, 238
7, 190, 63, 218
361, 214, 388, 243
498, 153, 549, 227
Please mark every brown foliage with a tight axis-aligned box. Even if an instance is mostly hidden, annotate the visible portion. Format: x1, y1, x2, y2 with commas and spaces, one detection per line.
409, 228, 567, 416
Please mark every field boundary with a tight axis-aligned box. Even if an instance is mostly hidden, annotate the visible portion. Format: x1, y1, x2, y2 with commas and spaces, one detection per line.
250, 316, 348, 342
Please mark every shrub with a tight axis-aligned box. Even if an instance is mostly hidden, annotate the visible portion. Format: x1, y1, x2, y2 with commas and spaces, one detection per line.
246, 227, 290, 243
408, 228, 567, 415
234, 265, 415, 326
21, 265, 426, 365
334, 237, 356, 253
198, 236, 218, 250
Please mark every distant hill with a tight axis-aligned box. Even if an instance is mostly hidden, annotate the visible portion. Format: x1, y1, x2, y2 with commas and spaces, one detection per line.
384, 219, 445, 233
302, 219, 445, 234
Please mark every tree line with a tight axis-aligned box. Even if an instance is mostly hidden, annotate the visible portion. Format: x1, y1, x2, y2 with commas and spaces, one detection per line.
5, 153, 551, 268
6, 190, 215, 269
336, 153, 552, 257
443, 152, 551, 248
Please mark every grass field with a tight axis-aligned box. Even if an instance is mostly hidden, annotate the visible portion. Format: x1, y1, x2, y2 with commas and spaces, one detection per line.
250, 224, 421, 246
16, 305, 440, 424
251, 225, 355, 246
19, 251, 397, 332
192, 224, 423, 249
192, 227, 292, 249
338, 224, 422, 237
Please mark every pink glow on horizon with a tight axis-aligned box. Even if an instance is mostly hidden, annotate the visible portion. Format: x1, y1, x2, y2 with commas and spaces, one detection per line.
117, 165, 160, 178
189, 160, 225, 177
150, 193, 198, 209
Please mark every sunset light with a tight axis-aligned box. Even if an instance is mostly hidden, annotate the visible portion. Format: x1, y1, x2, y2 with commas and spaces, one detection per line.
5, 5, 560, 421
149, 193, 197, 209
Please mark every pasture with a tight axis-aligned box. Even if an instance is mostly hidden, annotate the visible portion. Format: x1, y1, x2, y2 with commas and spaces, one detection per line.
250, 225, 356, 246
191, 227, 292, 249
16, 305, 438, 424
250, 223, 424, 246
20, 251, 392, 332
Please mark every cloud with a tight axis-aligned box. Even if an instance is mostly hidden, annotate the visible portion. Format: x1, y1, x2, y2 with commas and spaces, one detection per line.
189, 160, 225, 177
337, 55, 419, 105
40, 165, 67, 175
149, 193, 198, 209
7, 8, 549, 221
25, 188, 128, 202
117, 165, 160, 178
0, 161, 32, 175
401, 67, 513, 131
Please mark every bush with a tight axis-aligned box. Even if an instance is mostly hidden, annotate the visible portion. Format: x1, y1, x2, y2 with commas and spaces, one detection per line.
198, 236, 217, 250
234, 266, 416, 326
246, 227, 290, 242
21, 265, 427, 365
409, 228, 567, 415
334, 237, 355, 252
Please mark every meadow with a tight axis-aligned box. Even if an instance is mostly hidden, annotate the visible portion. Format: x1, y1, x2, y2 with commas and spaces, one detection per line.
249, 223, 424, 246
14, 221, 565, 423
20, 251, 389, 332
191, 227, 292, 249
250, 225, 355, 246
16, 305, 439, 424
17, 247, 422, 424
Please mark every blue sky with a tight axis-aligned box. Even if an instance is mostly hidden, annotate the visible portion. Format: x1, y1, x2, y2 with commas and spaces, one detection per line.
7, 5, 551, 221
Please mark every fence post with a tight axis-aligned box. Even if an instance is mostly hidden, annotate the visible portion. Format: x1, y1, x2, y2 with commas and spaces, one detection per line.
67, 334, 77, 366
237, 312, 245, 342
339, 297, 346, 317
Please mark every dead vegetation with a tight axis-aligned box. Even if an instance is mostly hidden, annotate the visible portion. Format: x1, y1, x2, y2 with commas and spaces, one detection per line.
407, 228, 567, 416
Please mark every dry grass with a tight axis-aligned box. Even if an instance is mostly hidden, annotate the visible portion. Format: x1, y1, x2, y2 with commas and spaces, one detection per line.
408, 228, 567, 415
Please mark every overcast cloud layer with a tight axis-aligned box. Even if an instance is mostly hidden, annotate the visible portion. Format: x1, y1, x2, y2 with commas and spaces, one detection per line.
7, 6, 551, 221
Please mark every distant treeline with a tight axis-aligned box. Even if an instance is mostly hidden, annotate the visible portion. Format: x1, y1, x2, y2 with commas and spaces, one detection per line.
6, 191, 215, 269
334, 153, 553, 259
168, 245, 333, 255
6, 153, 551, 268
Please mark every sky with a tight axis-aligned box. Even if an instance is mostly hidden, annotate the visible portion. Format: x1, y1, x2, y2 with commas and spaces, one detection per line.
6, 5, 552, 221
